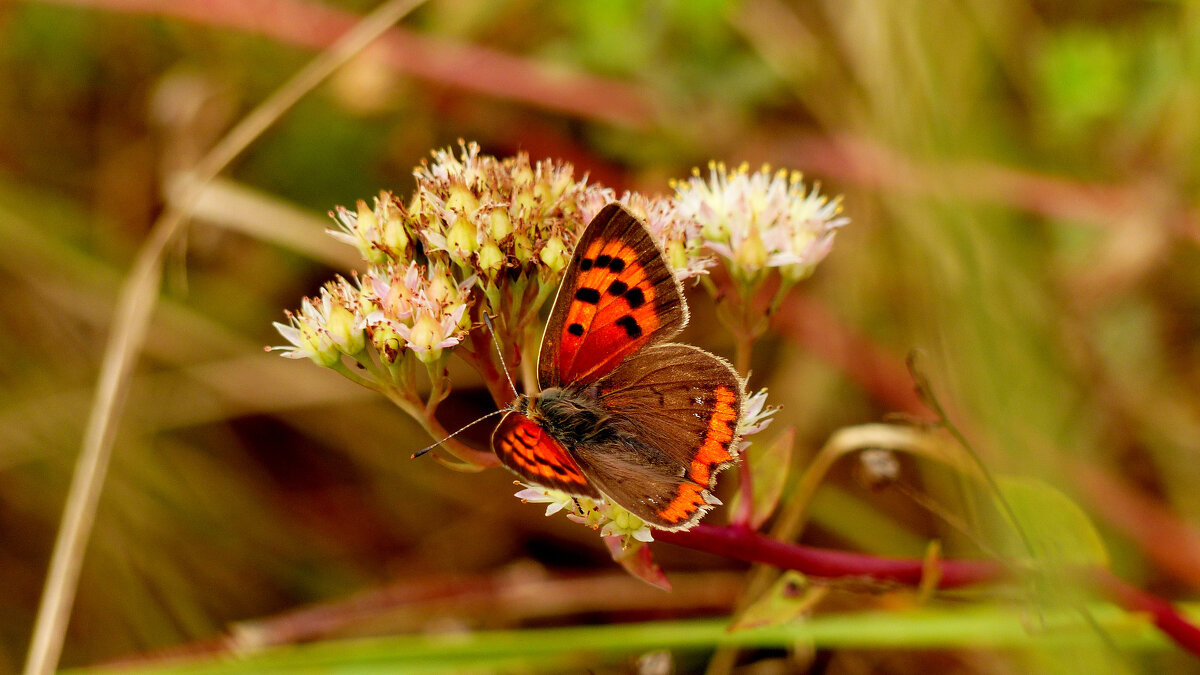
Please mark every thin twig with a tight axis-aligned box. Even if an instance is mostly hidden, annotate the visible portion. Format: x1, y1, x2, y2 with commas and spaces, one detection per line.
42, 0, 655, 128
22, 2, 427, 673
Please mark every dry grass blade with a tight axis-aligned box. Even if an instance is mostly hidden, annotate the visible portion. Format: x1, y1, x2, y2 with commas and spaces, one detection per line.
21, 1, 428, 673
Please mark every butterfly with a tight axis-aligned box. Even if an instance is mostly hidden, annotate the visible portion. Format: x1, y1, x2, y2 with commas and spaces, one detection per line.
493, 203, 744, 531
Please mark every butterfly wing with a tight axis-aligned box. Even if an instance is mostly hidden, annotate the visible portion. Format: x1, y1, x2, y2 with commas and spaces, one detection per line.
538, 203, 688, 389
570, 343, 744, 530
492, 411, 600, 498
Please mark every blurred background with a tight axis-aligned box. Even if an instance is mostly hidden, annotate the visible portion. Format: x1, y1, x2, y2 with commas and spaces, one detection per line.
2, 0, 1199, 672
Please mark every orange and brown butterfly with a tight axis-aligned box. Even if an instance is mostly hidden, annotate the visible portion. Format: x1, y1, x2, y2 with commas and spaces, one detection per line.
493, 203, 744, 531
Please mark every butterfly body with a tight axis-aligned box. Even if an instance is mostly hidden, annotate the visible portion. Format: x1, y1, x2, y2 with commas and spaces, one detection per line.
493, 204, 744, 531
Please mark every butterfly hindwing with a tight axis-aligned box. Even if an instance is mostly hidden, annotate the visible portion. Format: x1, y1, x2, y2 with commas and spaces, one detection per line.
538, 203, 688, 389
492, 411, 600, 498
569, 442, 715, 530
581, 343, 744, 529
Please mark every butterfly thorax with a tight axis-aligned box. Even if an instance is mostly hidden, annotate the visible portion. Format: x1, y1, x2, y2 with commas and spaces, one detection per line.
515, 387, 627, 449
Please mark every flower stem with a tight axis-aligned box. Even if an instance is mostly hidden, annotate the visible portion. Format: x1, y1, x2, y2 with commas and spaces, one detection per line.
656, 524, 1200, 658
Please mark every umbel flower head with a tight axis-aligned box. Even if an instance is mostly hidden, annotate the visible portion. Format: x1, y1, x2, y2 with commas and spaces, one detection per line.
675, 161, 849, 283
271, 142, 844, 542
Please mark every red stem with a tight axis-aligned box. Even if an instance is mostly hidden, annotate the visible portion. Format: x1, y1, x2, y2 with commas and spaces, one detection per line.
657, 524, 1004, 588
657, 524, 1200, 657
1091, 569, 1200, 655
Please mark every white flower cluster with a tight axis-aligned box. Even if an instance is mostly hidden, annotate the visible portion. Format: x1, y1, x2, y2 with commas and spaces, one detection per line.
674, 162, 849, 282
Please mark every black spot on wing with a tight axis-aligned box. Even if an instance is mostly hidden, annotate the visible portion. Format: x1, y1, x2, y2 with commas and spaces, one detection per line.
608, 257, 626, 273
580, 258, 593, 271
608, 280, 628, 296
624, 287, 645, 308
574, 287, 600, 304
567, 323, 584, 336
595, 254, 612, 268
615, 315, 643, 338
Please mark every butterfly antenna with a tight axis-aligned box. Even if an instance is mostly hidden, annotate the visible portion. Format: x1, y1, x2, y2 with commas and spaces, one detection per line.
411, 408, 506, 459
483, 312, 520, 398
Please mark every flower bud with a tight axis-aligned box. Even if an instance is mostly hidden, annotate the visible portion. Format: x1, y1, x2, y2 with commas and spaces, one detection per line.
445, 215, 477, 261
734, 228, 768, 272
513, 164, 534, 187
552, 172, 574, 199
667, 240, 689, 273
513, 189, 536, 216
477, 243, 504, 275
488, 208, 512, 241
445, 185, 478, 213
382, 212, 409, 255
426, 268, 455, 306
297, 322, 339, 367
409, 314, 445, 363
326, 302, 364, 355
356, 199, 379, 237
371, 324, 402, 363
540, 236, 568, 274
701, 215, 731, 243
791, 228, 815, 258
512, 233, 534, 262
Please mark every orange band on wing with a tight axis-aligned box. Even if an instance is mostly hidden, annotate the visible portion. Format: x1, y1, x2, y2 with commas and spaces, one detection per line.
656, 483, 707, 525
496, 416, 589, 487
687, 385, 739, 485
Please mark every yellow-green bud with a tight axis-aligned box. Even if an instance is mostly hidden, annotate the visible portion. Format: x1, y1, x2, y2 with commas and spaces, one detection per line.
701, 216, 731, 243
513, 189, 536, 216
513, 164, 534, 187
409, 314, 445, 363
734, 229, 768, 272
382, 213, 409, 254
427, 269, 455, 305
667, 240, 689, 273
371, 324, 402, 363
445, 185, 478, 213
357, 285, 376, 317
477, 243, 504, 274
326, 303, 364, 355
512, 233, 533, 262
791, 229, 815, 257
534, 181, 552, 205
351, 200, 387, 264
540, 236, 568, 274
579, 497, 605, 527
608, 503, 644, 532
356, 200, 378, 237
445, 215, 477, 260
781, 262, 815, 283
299, 322, 340, 367
488, 208, 512, 241
552, 173, 573, 198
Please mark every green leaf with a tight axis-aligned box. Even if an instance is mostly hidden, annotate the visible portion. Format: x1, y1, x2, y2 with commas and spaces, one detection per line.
728, 427, 795, 529
731, 570, 826, 631
997, 476, 1110, 567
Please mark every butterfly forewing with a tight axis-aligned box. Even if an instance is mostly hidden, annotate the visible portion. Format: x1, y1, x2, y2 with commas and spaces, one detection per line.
492, 412, 600, 498
538, 204, 688, 389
